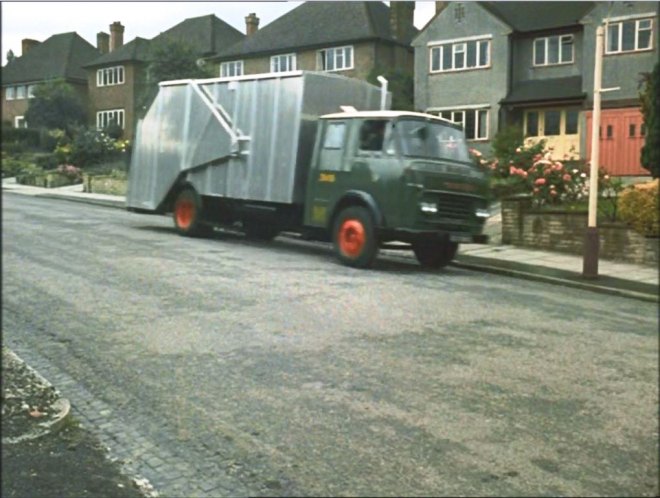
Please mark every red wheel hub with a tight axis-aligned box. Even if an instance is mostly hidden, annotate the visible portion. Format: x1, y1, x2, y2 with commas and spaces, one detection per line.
175, 199, 195, 229
338, 219, 365, 258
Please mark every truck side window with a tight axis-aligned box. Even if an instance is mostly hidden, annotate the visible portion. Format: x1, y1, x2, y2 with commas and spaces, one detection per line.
323, 122, 346, 149
359, 120, 386, 152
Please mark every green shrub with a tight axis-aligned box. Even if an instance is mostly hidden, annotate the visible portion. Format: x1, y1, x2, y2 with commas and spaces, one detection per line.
2, 127, 40, 148
68, 128, 123, 168
34, 153, 59, 171
1, 156, 36, 178
617, 179, 659, 236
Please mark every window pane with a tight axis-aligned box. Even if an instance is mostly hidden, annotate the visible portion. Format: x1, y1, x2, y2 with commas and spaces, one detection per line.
431, 47, 440, 71
548, 36, 559, 64
534, 39, 545, 65
526, 111, 539, 137
479, 40, 489, 66
638, 20, 652, 49
324, 122, 346, 149
6, 87, 15, 99
478, 110, 488, 139
622, 21, 635, 51
560, 36, 573, 62
607, 24, 620, 52
345, 47, 352, 68
544, 111, 561, 135
454, 43, 465, 69
452, 111, 464, 127
440, 111, 452, 121
466, 41, 477, 67
464, 111, 475, 139
565, 110, 578, 134
326, 50, 334, 71
442, 44, 452, 70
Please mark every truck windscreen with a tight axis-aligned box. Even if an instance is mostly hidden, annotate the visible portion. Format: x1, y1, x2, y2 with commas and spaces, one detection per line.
397, 119, 470, 162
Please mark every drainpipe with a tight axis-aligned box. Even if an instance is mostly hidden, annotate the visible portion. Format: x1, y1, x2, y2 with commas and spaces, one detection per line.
377, 75, 388, 111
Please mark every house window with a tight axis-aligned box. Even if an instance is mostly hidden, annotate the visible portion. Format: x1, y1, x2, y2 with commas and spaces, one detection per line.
533, 35, 574, 66
439, 108, 489, 140
318, 46, 353, 72
220, 61, 243, 77
96, 66, 125, 87
97, 109, 125, 130
15, 85, 27, 99
430, 36, 490, 73
27, 85, 37, 98
6, 87, 15, 100
271, 54, 296, 73
524, 109, 579, 137
14, 116, 27, 128
606, 18, 653, 54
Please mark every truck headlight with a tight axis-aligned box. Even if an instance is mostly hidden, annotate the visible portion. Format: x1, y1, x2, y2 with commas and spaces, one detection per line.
475, 208, 490, 218
420, 202, 438, 214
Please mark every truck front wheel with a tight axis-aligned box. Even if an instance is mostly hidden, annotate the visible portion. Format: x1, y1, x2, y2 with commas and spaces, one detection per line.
333, 206, 378, 268
173, 187, 211, 237
412, 239, 458, 269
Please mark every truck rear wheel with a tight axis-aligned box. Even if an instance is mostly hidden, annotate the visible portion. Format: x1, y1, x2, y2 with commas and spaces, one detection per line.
333, 206, 378, 268
173, 187, 211, 237
412, 239, 458, 269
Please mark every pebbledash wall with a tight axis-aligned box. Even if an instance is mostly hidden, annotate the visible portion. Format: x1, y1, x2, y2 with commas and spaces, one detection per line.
501, 197, 659, 266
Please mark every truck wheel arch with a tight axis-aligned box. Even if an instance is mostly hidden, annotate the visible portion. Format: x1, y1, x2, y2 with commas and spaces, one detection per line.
328, 191, 384, 233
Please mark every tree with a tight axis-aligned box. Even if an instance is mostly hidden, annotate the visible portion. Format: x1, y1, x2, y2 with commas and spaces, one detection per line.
137, 39, 213, 118
6, 49, 16, 63
367, 66, 415, 111
639, 62, 659, 178
24, 79, 86, 133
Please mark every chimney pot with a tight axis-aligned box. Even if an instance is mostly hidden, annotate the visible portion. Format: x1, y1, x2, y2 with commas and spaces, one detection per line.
435, 2, 448, 15
389, 2, 415, 41
109, 21, 124, 52
21, 38, 41, 56
97, 32, 110, 54
245, 13, 260, 36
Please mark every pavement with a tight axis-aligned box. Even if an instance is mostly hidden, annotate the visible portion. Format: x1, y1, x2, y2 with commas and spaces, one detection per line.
3, 177, 658, 303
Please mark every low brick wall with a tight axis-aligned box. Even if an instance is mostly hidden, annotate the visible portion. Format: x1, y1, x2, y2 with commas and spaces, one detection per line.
502, 197, 659, 266
17, 172, 80, 188
83, 174, 127, 196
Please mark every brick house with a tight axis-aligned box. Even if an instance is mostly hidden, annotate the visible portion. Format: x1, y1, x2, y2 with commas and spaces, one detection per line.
208, 1, 417, 87
413, 1, 658, 176
1, 33, 101, 128
82, 15, 244, 140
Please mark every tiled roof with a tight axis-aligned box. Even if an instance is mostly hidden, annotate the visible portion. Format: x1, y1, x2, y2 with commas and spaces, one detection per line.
501, 76, 586, 105
151, 14, 244, 57
2, 32, 100, 85
83, 37, 152, 68
480, 1, 596, 32
214, 1, 418, 60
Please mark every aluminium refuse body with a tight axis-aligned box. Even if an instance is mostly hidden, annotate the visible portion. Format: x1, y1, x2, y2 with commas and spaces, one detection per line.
126, 71, 388, 211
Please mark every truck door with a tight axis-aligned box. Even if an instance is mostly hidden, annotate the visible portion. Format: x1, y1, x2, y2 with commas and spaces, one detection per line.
304, 119, 349, 227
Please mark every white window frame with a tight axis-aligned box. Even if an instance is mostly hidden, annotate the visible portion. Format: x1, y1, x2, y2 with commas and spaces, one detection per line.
270, 53, 296, 73
14, 116, 27, 128
436, 107, 489, 141
6, 86, 15, 100
318, 46, 354, 72
15, 85, 26, 99
429, 35, 491, 73
220, 60, 243, 78
96, 66, 125, 87
605, 17, 654, 54
533, 34, 574, 66
96, 109, 125, 130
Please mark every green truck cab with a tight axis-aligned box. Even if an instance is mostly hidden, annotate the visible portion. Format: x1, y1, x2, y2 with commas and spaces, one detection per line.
303, 110, 490, 268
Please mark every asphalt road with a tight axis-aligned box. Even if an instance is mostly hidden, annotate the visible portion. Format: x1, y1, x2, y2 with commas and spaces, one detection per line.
2, 193, 658, 497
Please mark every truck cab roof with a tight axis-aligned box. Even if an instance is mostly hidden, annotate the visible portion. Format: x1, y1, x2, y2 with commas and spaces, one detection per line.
320, 110, 457, 127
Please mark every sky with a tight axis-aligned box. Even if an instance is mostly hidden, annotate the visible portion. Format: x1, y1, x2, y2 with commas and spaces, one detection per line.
1, 1, 438, 66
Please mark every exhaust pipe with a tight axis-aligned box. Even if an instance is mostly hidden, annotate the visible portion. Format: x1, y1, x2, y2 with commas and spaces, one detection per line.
377, 75, 388, 111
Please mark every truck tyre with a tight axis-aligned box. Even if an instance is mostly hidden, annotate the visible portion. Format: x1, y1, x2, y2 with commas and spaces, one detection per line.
412, 239, 458, 269
173, 187, 211, 237
333, 206, 378, 268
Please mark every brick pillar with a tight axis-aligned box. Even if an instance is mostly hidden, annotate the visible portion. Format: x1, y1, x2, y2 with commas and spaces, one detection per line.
245, 13, 259, 36
501, 196, 531, 245
110, 22, 124, 52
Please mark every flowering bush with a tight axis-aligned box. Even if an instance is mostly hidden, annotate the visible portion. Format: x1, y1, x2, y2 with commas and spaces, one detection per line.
474, 142, 622, 209
56, 164, 82, 182
617, 179, 659, 236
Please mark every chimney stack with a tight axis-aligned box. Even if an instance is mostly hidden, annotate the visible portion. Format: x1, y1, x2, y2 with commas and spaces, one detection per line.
109, 21, 124, 52
245, 13, 259, 36
21, 39, 41, 56
435, 2, 448, 15
97, 32, 110, 54
389, 1, 415, 41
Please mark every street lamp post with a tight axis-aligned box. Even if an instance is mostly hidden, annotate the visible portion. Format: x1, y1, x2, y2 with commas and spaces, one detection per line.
582, 24, 619, 279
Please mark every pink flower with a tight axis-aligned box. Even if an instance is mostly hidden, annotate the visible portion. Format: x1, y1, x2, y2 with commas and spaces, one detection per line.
550, 190, 558, 196
563, 174, 572, 182
535, 178, 546, 186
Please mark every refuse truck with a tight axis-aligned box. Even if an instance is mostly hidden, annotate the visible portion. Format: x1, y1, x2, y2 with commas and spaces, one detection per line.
127, 71, 490, 269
